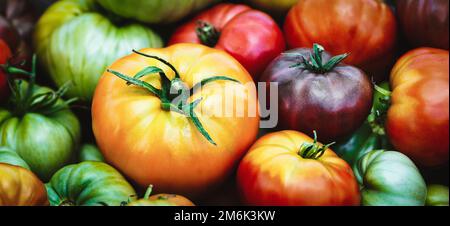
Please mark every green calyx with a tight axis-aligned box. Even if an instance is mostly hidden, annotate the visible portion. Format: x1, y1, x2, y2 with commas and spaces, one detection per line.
298, 131, 335, 160
196, 20, 220, 47
0, 55, 77, 116
107, 50, 240, 145
368, 84, 392, 136
290, 43, 349, 74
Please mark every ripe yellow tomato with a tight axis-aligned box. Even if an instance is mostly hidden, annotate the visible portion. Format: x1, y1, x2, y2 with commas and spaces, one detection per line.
92, 43, 260, 196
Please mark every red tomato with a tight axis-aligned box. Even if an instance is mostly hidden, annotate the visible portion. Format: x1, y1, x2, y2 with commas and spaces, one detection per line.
387, 48, 449, 167
169, 3, 285, 79
0, 39, 11, 101
284, 0, 397, 79
237, 130, 360, 206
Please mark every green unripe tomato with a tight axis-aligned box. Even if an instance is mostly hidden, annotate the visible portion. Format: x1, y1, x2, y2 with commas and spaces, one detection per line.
34, 0, 163, 102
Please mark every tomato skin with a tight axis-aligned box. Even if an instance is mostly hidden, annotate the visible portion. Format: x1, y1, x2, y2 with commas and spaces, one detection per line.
0, 163, 48, 206
128, 194, 195, 206
46, 161, 136, 206
355, 150, 427, 206
34, 0, 163, 101
284, 0, 397, 79
397, 0, 449, 50
97, 0, 218, 24
169, 3, 285, 78
0, 81, 81, 181
426, 185, 449, 206
0, 39, 11, 101
387, 48, 449, 167
92, 43, 260, 197
237, 131, 360, 206
260, 48, 373, 142
248, 0, 298, 15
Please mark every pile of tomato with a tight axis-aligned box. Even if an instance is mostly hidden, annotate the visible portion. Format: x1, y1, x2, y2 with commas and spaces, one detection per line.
0, 0, 448, 206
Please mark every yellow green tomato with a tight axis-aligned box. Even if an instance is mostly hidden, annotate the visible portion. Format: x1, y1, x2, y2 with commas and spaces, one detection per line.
33, 0, 163, 102
248, 0, 298, 15
96, 0, 219, 24
426, 185, 449, 206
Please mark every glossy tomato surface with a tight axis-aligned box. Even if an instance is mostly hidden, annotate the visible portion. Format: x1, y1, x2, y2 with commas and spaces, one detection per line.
387, 48, 449, 167
0, 39, 11, 101
92, 43, 260, 196
169, 3, 285, 78
284, 0, 397, 78
0, 163, 48, 206
237, 130, 360, 206
260, 48, 373, 142
397, 0, 449, 50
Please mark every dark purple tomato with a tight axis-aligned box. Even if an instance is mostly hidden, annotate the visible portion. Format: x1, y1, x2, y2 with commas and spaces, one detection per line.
397, 0, 449, 50
260, 44, 373, 142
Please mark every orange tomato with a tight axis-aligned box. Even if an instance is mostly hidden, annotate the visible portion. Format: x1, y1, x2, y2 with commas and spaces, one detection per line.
387, 48, 449, 167
237, 131, 360, 206
92, 43, 260, 196
284, 0, 397, 78
127, 186, 195, 206
0, 163, 48, 206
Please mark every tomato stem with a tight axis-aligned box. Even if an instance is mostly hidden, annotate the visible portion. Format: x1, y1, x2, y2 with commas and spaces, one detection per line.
196, 20, 220, 47
107, 51, 240, 145
290, 44, 349, 74
0, 55, 77, 116
298, 131, 335, 159
144, 185, 153, 200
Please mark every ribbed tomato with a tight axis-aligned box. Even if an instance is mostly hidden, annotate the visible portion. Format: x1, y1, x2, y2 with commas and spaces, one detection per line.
387, 48, 449, 167
169, 3, 285, 78
0, 163, 48, 206
92, 43, 260, 196
284, 0, 397, 78
237, 131, 360, 206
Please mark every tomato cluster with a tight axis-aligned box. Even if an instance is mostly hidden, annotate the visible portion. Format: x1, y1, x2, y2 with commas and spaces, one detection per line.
0, 0, 448, 207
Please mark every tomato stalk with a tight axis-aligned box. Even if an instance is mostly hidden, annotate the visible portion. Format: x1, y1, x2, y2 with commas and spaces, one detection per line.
289, 44, 349, 74
196, 21, 220, 47
298, 131, 335, 159
107, 50, 240, 145
0, 55, 77, 116
368, 84, 392, 135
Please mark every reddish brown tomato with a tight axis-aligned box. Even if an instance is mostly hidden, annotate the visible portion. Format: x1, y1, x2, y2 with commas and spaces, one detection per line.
387, 48, 449, 167
284, 0, 397, 79
237, 131, 361, 206
0, 39, 11, 101
397, 0, 449, 50
169, 3, 285, 78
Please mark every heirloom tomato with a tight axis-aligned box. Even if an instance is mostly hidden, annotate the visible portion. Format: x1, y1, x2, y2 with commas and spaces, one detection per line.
387, 48, 449, 167
97, 0, 218, 24
284, 0, 397, 78
126, 185, 195, 206
46, 161, 137, 206
0, 58, 81, 180
169, 3, 285, 78
397, 0, 449, 50
34, 0, 163, 101
426, 185, 449, 206
355, 150, 427, 206
78, 144, 104, 162
237, 130, 360, 206
248, 0, 298, 15
260, 44, 373, 142
0, 163, 48, 206
0, 39, 11, 101
92, 43, 260, 196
